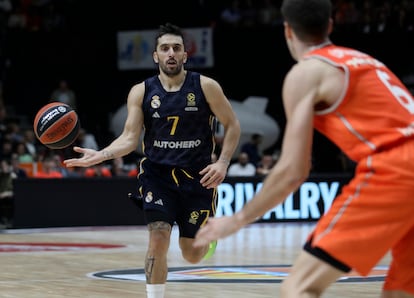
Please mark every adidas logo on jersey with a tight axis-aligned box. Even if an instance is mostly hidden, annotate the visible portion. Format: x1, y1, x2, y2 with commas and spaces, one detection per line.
154, 199, 163, 206
152, 112, 160, 118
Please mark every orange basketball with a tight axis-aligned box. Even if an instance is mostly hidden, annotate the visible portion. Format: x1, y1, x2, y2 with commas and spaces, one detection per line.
33, 102, 80, 149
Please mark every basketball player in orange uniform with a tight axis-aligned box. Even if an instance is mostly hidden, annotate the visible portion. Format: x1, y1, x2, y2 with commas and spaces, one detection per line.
194, 0, 414, 297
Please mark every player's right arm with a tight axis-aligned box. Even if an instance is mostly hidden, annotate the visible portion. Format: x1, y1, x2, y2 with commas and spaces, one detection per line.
64, 83, 145, 168
194, 60, 321, 246
230, 61, 316, 224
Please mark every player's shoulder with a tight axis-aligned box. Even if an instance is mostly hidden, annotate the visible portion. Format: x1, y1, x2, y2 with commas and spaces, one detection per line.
288, 58, 333, 82
127, 81, 146, 103
130, 81, 145, 92
199, 73, 221, 90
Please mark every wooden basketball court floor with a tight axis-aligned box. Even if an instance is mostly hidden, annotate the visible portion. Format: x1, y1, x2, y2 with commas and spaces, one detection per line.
0, 222, 389, 297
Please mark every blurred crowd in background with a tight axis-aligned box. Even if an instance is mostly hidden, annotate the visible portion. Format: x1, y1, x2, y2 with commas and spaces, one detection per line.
0, 0, 413, 35
0, 0, 413, 228
0, 0, 412, 178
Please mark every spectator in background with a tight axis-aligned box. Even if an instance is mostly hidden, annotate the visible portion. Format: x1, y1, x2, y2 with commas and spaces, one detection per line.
15, 141, 33, 163
110, 157, 129, 177
126, 157, 144, 178
84, 163, 112, 178
6, 3, 26, 31
220, 0, 242, 27
6, 119, 23, 144
240, 133, 263, 167
52, 154, 79, 177
0, 0, 12, 30
22, 128, 39, 159
0, 101, 8, 139
127, 164, 138, 178
33, 156, 63, 178
42, 1, 66, 32
241, 0, 258, 27
10, 153, 27, 178
50, 79, 77, 110
258, 0, 281, 27
25, 3, 42, 32
227, 152, 256, 176
256, 154, 275, 176
0, 158, 15, 228
0, 139, 13, 160
76, 128, 99, 151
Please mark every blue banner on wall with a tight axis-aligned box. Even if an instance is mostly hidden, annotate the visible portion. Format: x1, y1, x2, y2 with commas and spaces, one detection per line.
117, 27, 214, 70
217, 175, 351, 222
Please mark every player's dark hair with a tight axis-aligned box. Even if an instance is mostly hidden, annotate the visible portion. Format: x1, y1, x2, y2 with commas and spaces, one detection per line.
155, 23, 185, 50
281, 0, 332, 42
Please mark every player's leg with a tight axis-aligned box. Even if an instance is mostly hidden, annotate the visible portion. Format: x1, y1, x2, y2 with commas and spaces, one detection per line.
281, 250, 345, 298
381, 225, 414, 298
179, 236, 209, 263
138, 160, 178, 297
177, 208, 214, 263
144, 211, 174, 298
178, 177, 218, 263
289, 144, 414, 298
145, 219, 172, 284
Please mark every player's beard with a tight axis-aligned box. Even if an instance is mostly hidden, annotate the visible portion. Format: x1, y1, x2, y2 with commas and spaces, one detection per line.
159, 59, 184, 77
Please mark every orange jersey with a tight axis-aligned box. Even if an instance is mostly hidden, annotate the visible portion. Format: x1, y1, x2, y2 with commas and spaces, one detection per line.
306, 44, 414, 162
304, 45, 414, 294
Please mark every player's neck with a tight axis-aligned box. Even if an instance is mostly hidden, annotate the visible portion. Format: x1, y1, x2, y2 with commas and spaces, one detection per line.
301, 40, 332, 57
158, 70, 187, 92
307, 40, 332, 52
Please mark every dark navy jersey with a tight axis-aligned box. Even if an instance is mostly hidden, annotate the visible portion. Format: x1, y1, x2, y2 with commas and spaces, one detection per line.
142, 71, 216, 169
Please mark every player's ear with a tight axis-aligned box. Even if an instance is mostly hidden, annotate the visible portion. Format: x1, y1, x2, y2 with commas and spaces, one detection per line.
153, 51, 159, 64
183, 51, 188, 64
327, 18, 334, 35
284, 21, 293, 40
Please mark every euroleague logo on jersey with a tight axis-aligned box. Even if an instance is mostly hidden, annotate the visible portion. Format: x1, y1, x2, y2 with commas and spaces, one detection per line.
89, 264, 387, 283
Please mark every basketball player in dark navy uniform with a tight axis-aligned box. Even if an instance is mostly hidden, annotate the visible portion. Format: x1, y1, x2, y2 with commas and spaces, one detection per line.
64, 23, 241, 298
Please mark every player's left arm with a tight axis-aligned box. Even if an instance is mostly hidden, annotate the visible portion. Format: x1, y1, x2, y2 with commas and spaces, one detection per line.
199, 75, 241, 188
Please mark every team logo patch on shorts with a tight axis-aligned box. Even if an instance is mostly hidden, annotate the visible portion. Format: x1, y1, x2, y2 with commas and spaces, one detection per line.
89, 265, 387, 283
145, 192, 154, 203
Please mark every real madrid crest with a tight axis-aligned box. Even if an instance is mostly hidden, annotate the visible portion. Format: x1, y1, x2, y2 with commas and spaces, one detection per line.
151, 95, 161, 109
145, 192, 154, 203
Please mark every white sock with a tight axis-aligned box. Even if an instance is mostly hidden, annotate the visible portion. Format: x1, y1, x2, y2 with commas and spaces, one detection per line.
146, 284, 166, 298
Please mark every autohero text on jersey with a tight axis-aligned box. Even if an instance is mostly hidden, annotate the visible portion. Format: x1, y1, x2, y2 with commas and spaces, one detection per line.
153, 139, 202, 149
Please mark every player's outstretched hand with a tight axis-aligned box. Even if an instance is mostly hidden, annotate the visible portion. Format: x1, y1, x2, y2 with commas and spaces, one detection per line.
193, 216, 243, 248
63, 146, 103, 168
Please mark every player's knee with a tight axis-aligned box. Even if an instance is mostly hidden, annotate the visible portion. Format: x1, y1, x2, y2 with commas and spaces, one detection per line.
182, 251, 203, 264
181, 245, 206, 264
148, 226, 171, 255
